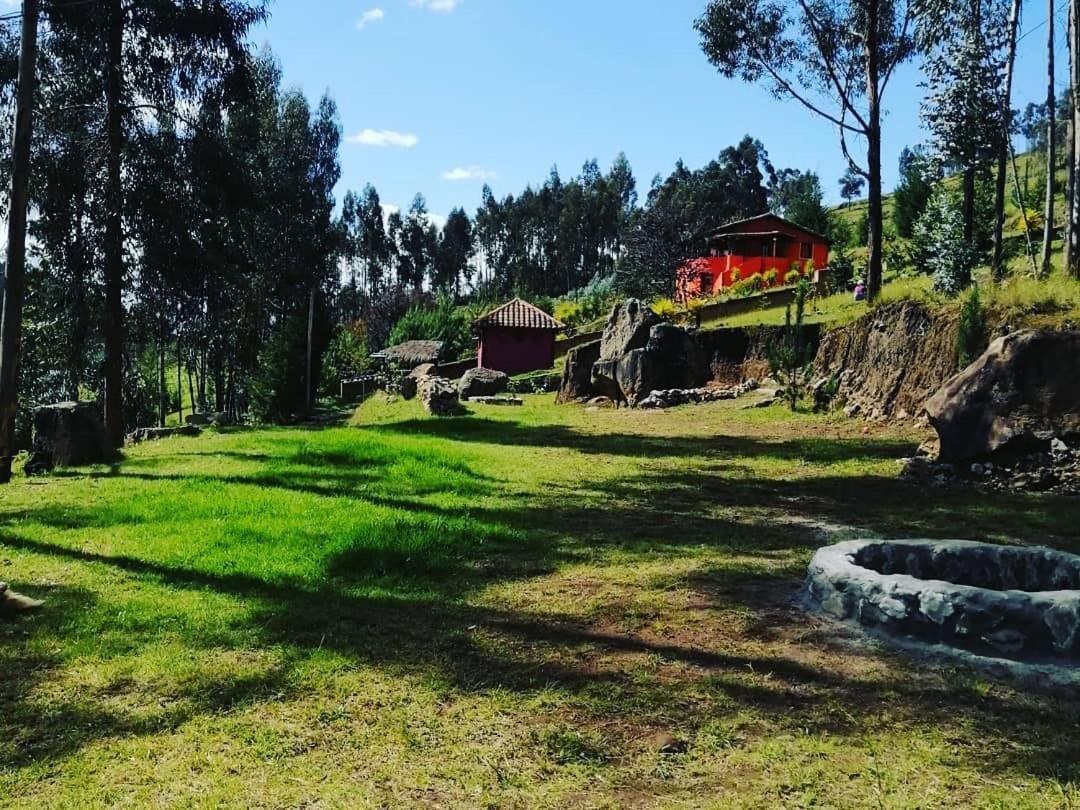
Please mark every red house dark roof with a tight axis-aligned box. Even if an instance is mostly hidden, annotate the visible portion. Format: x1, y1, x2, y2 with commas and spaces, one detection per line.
475, 298, 564, 331
709, 212, 831, 244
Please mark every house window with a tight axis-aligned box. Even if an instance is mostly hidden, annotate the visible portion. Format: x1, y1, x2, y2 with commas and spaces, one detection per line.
761, 242, 772, 258
700, 272, 713, 292
800, 241, 814, 260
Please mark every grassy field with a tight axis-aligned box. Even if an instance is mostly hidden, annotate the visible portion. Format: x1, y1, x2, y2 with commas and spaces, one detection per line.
2, 396, 1080, 807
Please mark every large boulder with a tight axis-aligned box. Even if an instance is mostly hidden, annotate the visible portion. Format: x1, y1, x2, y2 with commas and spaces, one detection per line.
598, 298, 662, 362
556, 340, 601, 404
25, 402, 112, 474
593, 299, 663, 405
925, 329, 1080, 463
593, 321, 708, 408
459, 367, 509, 400
417, 376, 461, 416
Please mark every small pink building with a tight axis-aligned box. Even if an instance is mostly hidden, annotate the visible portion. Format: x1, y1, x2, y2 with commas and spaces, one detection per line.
474, 298, 564, 376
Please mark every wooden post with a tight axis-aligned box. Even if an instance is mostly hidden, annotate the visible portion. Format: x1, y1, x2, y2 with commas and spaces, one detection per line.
305, 287, 315, 414
0, 0, 40, 483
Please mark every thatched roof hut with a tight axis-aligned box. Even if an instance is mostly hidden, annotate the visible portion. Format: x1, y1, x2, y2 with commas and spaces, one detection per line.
375, 340, 445, 369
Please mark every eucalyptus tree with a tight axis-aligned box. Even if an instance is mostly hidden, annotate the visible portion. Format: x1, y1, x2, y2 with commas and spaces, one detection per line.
41, 0, 268, 444
436, 208, 474, 294
917, 0, 1009, 248
696, 0, 918, 301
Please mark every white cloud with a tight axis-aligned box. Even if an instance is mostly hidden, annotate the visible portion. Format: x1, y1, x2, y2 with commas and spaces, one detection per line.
411, 0, 461, 13
356, 8, 385, 30
441, 165, 496, 182
347, 128, 419, 148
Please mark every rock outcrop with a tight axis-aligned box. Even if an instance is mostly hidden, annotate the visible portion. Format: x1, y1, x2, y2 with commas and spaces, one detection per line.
638, 379, 759, 410
598, 299, 662, 361
814, 301, 958, 420
128, 426, 202, 445
459, 367, 509, 400
556, 340, 601, 404
925, 329, 1080, 463
592, 299, 662, 405
25, 402, 112, 474
417, 376, 461, 416
592, 305, 709, 407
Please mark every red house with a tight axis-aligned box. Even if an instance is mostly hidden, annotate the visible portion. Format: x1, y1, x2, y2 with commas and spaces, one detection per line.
474, 298, 565, 376
676, 212, 830, 303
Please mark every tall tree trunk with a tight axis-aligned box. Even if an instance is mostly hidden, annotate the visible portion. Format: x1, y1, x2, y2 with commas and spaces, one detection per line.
0, 0, 39, 483
1041, 0, 1057, 278
186, 358, 195, 419
158, 294, 166, 428
103, 0, 125, 446
176, 326, 183, 425
864, 5, 884, 302
305, 287, 315, 414
1069, 0, 1080, 276
962, 168, 976, 246
993, 0, 1023, 279
1011, 140, 1040, 274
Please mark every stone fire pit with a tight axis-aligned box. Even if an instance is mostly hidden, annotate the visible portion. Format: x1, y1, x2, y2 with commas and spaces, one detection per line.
804, 539, 1080, 661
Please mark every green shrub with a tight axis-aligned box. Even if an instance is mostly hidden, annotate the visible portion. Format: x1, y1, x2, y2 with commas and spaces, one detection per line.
250, 313, 309, 423
763, 268, 779, 288
956, 285, 988, 370
767, 279, 814, 411
825, 246, 856, 295
912, 187, 976, 296
553, 298, 584, 325
320, 322, 370, 395
732, 273, 763, 298
652, 297, 678, 319
389, 293, 473, 359
730, 267, 742, 284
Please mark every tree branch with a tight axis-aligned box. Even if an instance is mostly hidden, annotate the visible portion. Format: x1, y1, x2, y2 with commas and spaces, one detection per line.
797, 0, 869, 129
748, 44, 864, 133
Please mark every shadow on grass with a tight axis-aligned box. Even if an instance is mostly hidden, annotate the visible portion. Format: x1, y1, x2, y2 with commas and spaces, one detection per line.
3, 418, 1080, 780
369, 416, 919, 462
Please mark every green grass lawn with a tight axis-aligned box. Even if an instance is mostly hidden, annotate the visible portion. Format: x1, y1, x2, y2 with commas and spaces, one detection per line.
3, 396, 1080, 807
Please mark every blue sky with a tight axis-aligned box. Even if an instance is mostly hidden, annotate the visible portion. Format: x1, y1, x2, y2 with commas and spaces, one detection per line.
258, 0, 1066, 224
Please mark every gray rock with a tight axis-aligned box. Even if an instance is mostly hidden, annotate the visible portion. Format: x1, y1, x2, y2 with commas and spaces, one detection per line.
459, 367, 509, 400
556, 340, 602, 404
804, 539, 1080, 660
593, 317, 709, 408
598, 299, 662, 362
25, 402, 112, 475
925, 330, 1080, 463
417, 376, 460, 416
468, 395, 523, 406
127, 426, 201, 445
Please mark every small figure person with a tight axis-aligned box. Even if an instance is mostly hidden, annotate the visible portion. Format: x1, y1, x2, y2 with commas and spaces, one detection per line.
853, 280, 867, 302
